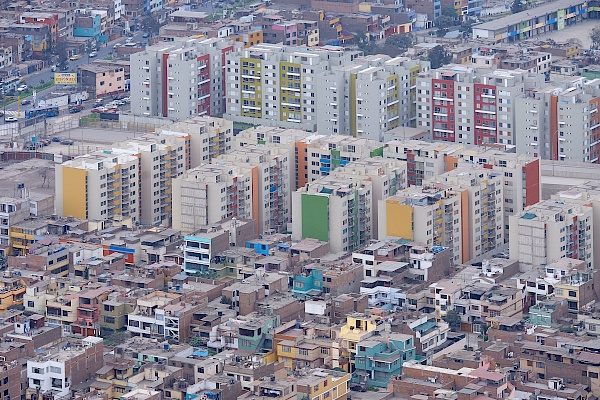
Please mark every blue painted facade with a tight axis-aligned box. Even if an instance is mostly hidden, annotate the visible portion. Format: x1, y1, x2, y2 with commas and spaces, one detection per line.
73, 14, 101, 38
353, 333, 416, 387
292, 268, 323, 298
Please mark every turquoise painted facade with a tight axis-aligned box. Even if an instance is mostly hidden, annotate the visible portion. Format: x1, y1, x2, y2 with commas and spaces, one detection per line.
238, 315, 279, 352
292, 268, 323, 298
353, 333, 416, 387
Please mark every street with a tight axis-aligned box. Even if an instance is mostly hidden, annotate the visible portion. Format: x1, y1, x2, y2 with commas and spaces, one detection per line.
1, 30, 144, 121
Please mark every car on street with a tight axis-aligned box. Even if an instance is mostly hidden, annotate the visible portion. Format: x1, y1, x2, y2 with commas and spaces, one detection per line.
52, 137, 61, 142
16, 84, 27, 92
21, 99, 31, 105
69, 54, 80, 61
113, 43, 122, 49
91, 107, 107, 113
0, 110, 4, 117
60, 139, 74, 145
142, 32, 149, 38
69, 107, 82, 113
89, 51, 98, 58
51, 65, 57, 72
492, 252, 509, 259
93, 99, 103, 105
126, 37, 134, 43
4, 117, 18, 123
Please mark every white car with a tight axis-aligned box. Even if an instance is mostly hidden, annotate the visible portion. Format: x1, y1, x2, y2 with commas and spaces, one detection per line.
126, 37, 134, 43
4, 117, 18, 123
16, 85, 27, 92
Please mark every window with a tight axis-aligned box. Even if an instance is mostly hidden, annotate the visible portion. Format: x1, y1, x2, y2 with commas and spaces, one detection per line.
536, 362, 544, 368
49, 366, 61, 374
568, 290, 577, 297
281, 346, 291, 353
299, 349, 309, 356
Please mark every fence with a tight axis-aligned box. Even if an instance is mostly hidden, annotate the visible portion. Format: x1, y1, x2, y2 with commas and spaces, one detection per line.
79, 118, 169, 134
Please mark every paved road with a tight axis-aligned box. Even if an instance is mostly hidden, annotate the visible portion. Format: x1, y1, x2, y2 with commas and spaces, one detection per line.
2, 30, 143, 123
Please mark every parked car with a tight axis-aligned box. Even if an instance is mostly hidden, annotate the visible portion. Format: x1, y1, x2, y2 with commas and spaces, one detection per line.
21, 99, 31, 105
349, 384, 367, 392
91, 107, 107, 113
51, 65, 57, 72
492, 252, 509, 259
69, 107, 82, 113
89, 51, 98, 58
0, 110, 4, 117
126, 37, 134, 43
69, 54, 80, 61
93, 99, 103, 105
52, 137, 61, 142
4, 117, 18, 123
142, 32, 149, 38
60, 139, 74, 145
16, 84, 27, 92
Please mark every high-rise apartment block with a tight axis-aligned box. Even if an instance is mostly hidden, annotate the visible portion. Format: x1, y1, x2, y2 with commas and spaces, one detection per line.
156, 117, 234, 165
384, 140, 540, 237
56, 117, 234, 227
55, 151, 140, 223
131, 38, 244, 120
224, 44, 429, 141
172, 164, 255, 235
417, 66, 546, 146
292, 176, 372, 253
509, 200, 593, 270
378, 166, 504, 263
515, 78, 600, 163
378, 185, 463, 263
216, 145, 292, 234
416, 65, 600, 164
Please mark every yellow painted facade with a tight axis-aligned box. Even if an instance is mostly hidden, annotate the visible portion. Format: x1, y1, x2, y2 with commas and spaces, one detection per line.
386, 199, 413, 239
0, 278, 26, 312
62, 166, 88, 219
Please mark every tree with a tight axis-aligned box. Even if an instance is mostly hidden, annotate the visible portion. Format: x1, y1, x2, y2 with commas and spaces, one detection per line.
442, 6, 458, 19
443, 310, 462, 331
384, 33, 415, 51
428, 45, 452, 69
511, 0, 526, 14
102, 330, 131, 347
141, 15, 162, 37
54, 39, 68, 71
355, 31, 376, 56
436, 15, 456, 29
590, 26, 600, 50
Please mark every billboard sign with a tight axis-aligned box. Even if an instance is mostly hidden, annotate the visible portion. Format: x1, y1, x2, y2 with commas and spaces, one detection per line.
54, 73, 77, 85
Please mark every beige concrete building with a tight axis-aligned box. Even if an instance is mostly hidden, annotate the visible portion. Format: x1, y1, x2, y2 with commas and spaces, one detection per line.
216, 145, 291, 234
78, 63, 126, 97
292, 175, 373, 253
55, 151, 140, 223
509, 199, 593, 270
378, 185, 463, 263
172, 163, 255, 235
156, 117, 234, 165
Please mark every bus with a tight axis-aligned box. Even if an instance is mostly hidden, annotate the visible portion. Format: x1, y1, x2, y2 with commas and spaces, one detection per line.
25, 106, 60, 119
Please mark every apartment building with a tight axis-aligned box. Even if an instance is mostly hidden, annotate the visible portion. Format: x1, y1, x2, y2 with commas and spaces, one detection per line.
384, 140, 464, 186
131, 37, 243, 120
515, 78, 600, 163
225, 43, 360, 132
216, 145, 291, 234
224, 44, 429, 140
302, 136, 386, 184
55, 151, 140, 223
156, 117, 234, 165
292, 176, 372, 253
27, 337, 104, 400
0, 198, 30, 257
113, 134, 189, 226
127, 291, 193, 341
172, 164, 254, 235
416, 65, 546, 146
509, 199, 593, 270
378, 185, 463, 263
331, 157, 407, 239
182, 229, 229, 274
435, 167, 505, 261
296, 369, 350, 400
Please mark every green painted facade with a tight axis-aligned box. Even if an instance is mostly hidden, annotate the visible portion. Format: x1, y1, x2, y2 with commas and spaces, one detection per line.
301, 194, 329, 241
370, 147, 384, 157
